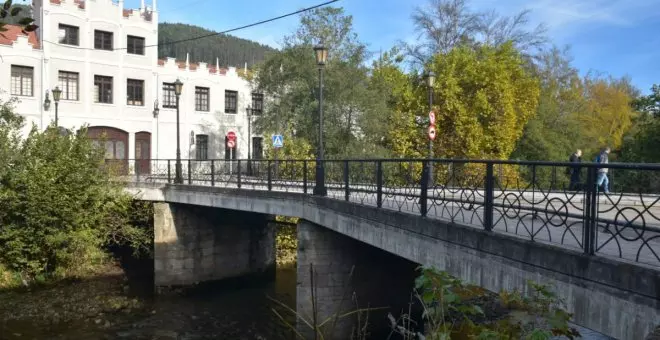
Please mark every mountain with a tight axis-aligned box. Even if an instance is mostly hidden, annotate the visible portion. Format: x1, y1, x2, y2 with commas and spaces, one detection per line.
158, 22, 277, 68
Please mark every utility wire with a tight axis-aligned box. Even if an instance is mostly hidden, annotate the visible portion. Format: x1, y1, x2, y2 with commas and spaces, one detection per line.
43, 0, 340, 51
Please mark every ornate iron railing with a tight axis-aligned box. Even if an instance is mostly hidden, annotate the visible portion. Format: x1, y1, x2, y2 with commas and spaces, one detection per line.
122, 158, 660, 267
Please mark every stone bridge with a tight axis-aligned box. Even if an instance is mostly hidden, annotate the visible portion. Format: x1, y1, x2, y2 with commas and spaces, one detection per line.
126, 180, 660, 340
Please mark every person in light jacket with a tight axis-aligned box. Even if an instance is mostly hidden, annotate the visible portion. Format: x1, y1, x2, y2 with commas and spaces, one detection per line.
596, 147, 611, 194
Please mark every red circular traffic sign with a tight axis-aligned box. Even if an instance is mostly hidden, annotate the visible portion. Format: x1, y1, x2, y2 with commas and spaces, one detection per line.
227, 131, 237, 141
429, 111, 436, 125
227, 140, 236, 148
428, 125, 437, 141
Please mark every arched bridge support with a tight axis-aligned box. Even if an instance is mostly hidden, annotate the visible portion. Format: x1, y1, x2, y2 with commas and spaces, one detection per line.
153, 202, 275, 287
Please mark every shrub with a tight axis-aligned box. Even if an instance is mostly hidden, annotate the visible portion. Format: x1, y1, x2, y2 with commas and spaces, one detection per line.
0, 102, 150, 282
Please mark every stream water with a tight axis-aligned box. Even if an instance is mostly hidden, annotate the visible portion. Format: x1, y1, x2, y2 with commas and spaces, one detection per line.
0, 239, 615, 340
0, 263, 615, 340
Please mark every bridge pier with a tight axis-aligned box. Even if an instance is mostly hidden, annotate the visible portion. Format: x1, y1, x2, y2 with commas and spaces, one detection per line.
153, 202, 275, 287
296, 219, 420, 339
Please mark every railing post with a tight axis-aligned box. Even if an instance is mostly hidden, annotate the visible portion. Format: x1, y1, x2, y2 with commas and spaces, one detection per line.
187, 160, 192, 184
420, 161, 429, 217
344, 161, 350, 201
376, 161, 383, 208
135, 160, 140, 182
267, 160, 273, 191
303, 161, 308, 194
484, 163, 495, 231
583, 166, 598, 255
211, 160, 215, 187
237, 160, 242, 189
167, 160, 171, 183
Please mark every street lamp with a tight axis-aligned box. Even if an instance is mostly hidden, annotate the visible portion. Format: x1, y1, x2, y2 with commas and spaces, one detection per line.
426, 71, 436, 186
51, 86, 62, 127
247, 105, 252, 175
174, 78, 183, 184
313, 43, 328, 196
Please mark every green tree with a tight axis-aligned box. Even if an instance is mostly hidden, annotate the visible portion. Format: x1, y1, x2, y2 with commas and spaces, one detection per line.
158, 23, 276, 68
633, 84, 660, 116
0, 0, 37, 35
252, 7, 386, 159
429, 43, 540, 160
512, 46, 585, 161
0, 102, 150, 281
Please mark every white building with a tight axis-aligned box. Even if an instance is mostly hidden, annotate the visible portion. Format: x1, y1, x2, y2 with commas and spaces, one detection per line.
0, 0, 263, 173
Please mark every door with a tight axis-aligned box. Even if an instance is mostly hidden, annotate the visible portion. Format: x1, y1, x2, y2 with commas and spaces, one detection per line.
135, 131, 151, 174
87, 126, 129, 175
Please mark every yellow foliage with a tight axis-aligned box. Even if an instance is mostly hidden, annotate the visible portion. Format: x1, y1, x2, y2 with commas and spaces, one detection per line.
576, 78, 637, 150
430, 43, 540, 160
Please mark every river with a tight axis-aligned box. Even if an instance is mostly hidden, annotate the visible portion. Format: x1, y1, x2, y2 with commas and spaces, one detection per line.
0, 263, 615, 340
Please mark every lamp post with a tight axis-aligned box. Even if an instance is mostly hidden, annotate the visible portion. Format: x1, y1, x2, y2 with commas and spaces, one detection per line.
426, 71, 436, 186
51, 86, 62, 127
174, 78, 183, 184
247, 105, 252, 176
313, 43, 328, 196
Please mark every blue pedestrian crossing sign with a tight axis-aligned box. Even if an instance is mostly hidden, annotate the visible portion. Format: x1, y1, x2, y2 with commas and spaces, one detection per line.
272, 134, 284, 148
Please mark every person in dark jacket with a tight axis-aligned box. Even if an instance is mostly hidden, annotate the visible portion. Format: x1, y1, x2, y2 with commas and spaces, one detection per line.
568, 149, 582, 190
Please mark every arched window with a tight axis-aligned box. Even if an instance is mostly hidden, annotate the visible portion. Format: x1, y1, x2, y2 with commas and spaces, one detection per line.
87, 126, 129, 174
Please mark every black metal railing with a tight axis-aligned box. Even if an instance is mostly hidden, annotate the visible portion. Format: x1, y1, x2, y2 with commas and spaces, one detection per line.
122, 158, 660, 267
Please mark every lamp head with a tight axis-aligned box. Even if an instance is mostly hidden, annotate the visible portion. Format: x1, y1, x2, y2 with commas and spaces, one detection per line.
314, 44, 328, 66
427, 71, 436, 87
52, 86, 62, 102
174, 78, 183, 96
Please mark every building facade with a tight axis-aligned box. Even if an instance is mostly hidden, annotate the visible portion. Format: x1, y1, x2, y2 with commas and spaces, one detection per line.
0, 0, 263, 169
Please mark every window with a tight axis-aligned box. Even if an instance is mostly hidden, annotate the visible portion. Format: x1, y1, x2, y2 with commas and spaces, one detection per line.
196, 134, 209, 160
94, 75, 113, 104
58, 24, 79, 46
225, 90, 237, 114
252, 137, 263, 159
195, 87, 210, 112
251, 93, 264, 115
126, 35, 145, 55
10, 65, 33, 96
162, 83, 176, 108
58, 71, 79, 100
127, 79, 144, 106
94, 30, 113, 50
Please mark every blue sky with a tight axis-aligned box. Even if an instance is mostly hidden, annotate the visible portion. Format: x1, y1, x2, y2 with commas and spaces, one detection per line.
132, 1, 656, 94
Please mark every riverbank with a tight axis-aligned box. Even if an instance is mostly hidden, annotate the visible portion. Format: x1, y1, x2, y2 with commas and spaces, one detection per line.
0, 262, 149, 339
0, 261, 298, 340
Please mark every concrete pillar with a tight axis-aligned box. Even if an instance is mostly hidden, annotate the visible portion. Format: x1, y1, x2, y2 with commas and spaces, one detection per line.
296, 219, 419, 340
153, 202, 275, 287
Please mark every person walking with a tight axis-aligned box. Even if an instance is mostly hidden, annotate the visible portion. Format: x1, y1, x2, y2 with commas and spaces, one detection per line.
596, 147, 611, 194
568, 149, 582, 190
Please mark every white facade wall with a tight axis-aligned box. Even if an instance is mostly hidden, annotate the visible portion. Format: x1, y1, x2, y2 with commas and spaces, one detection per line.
0, 0, 260, 162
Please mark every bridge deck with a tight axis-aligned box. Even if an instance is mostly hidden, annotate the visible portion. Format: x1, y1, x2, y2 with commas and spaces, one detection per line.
128, 174, 660, 268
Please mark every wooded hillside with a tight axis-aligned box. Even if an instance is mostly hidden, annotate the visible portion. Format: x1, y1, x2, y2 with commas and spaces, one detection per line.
158, 22, 277, 67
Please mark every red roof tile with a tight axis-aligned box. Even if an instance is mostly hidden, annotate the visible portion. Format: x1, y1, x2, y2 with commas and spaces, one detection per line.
0, 24, 40, 49
50, 0, 85, 9
157, 59, 228, 75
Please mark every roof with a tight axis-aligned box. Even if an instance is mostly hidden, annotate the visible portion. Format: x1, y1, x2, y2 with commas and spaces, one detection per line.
157, 59, 228, 75
0, 24, 40, 49
50, 0, 85, 9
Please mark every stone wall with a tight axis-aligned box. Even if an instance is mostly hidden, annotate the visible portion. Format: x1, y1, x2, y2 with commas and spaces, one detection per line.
296, 219, 419, 339
153, 202, 275, 287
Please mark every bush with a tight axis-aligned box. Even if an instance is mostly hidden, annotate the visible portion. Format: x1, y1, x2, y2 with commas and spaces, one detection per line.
0, 103, 150, 282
